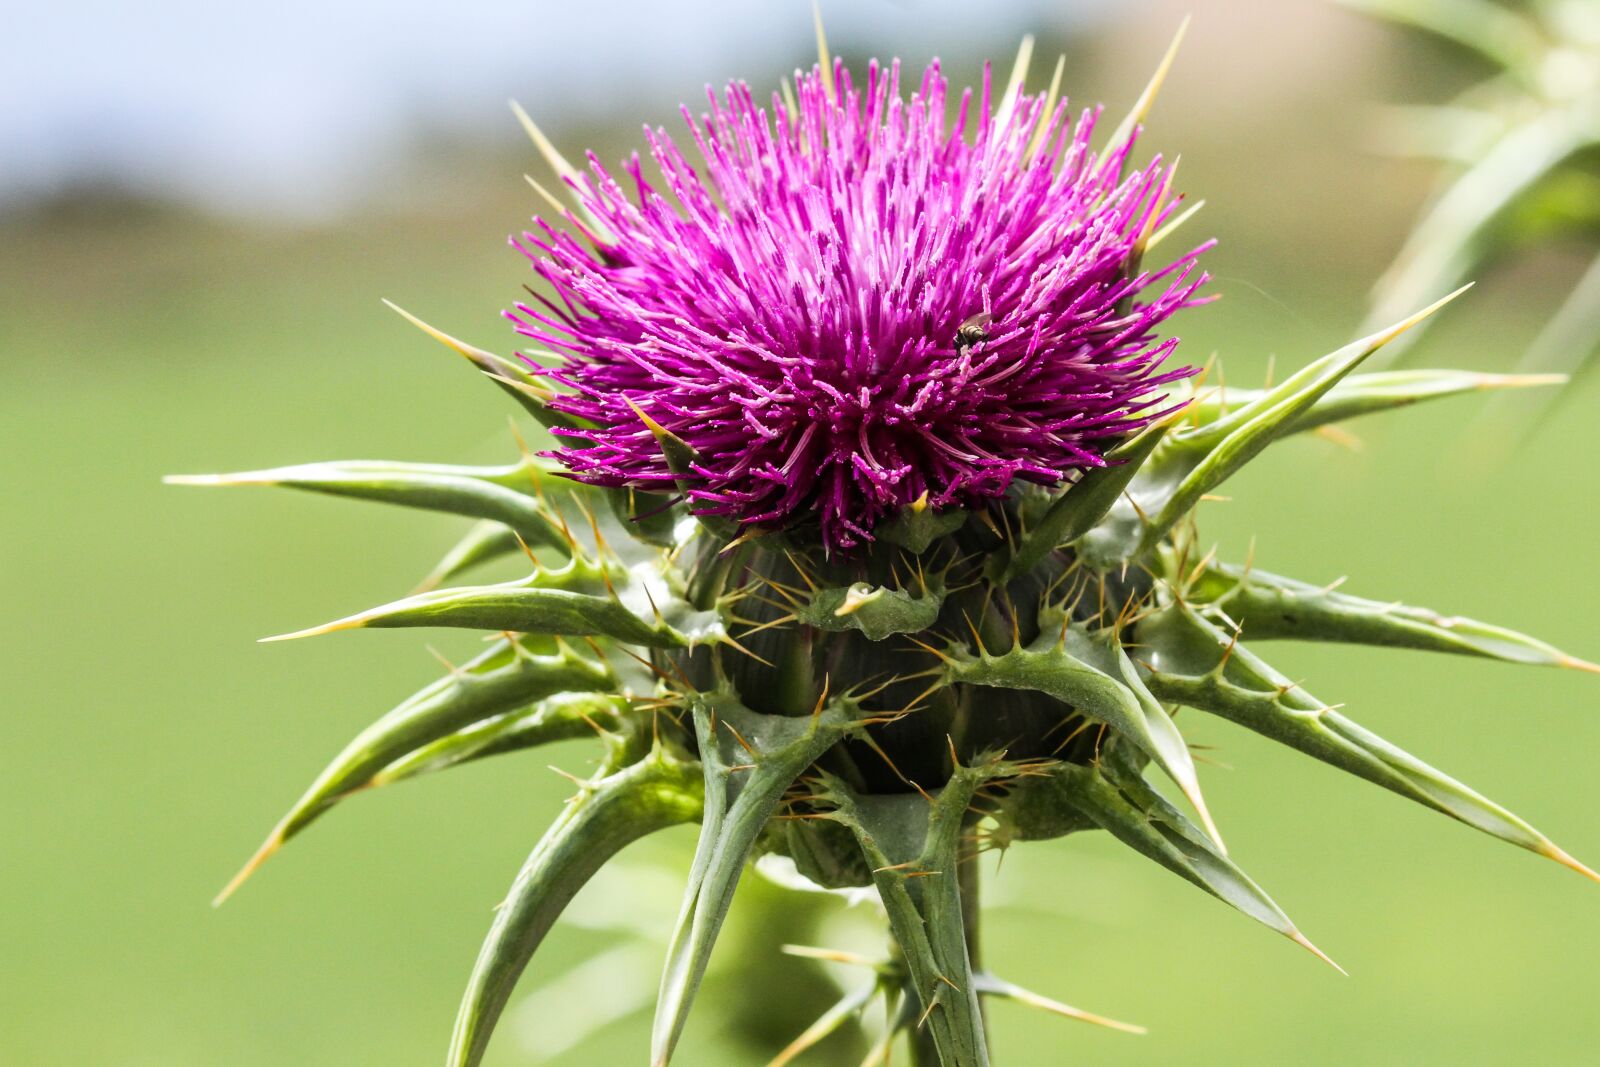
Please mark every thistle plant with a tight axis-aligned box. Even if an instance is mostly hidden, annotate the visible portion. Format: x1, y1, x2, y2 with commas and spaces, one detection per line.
1345, 0, 1600, 383
173, 22, 1599, 1067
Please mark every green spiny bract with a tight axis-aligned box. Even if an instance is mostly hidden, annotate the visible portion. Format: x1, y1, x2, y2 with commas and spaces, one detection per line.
171, 290, 1596, 1067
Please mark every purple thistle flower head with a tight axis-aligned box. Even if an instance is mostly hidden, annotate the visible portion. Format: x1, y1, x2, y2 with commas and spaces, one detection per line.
510, 57, 1212, 551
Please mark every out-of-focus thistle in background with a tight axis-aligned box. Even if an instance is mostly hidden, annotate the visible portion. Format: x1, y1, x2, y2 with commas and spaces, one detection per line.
1345, 0, 1600, 426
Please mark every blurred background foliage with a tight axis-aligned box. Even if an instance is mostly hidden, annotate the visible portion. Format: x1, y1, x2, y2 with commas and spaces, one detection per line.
1346, 0, 1600, 431
3, 0, 1599, 1064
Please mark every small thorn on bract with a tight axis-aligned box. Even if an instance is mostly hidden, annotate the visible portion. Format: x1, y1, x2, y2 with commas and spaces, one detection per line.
483, 374, 556, 408
1314, 424, 1364, 451
721, 631, 775, 667
426, 644, 464, 677
994, 34, 1035, 133
1060, 1008, 1147, 1036
982, 975, 1147, 1034
1539, 842, 1600, 884
1025, 54, 1066, 164
382, 299, 503, 370
523, 173, 569, 217
509, 99, 580, 185
1146, 196, 1205, 252
812, 0, 835, 103
915, 992, 940, 1030
1369, 283, 1474, 349
1559, 655, 1600, 675
259, 613, 368, 642
1288, 929, 1347, 975
1107, 15, 1190, 150
548, 763, 588, 790
213, 829, 285, 907
623, 396, 670, 438
1488, 373, 1568, 390
834, 584, 882, 617
1134, 157, 1177, 251
1037, 1005, 1146, 1037
1180, 779, 1226, 856
163, 472, 272, 487
719, 525, 769, 554
779, 943, 880, 968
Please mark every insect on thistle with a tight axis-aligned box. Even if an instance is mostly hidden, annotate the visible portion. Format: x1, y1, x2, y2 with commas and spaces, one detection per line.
955, 311, 993, 352
171, 13, 1598, 1067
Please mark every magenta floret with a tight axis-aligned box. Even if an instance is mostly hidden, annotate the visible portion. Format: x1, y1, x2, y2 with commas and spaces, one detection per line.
510, 58, 1211, 549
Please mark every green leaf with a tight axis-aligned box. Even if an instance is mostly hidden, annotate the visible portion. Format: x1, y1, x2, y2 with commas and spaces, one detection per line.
794, 579, 945, 642
263, 557, 727, 650
997, 420, 1171, 583
943, 623, 1223, 849
383, 300, 592, 431
214, 639, 613, 904
1178, 369, 1566, 438
818, 759, 1011, 1067
1001, 748, 1336, 967
1076, 288, 1469, 567
417, 521, 525, 591
652, 692, 869, 1067
166, 458, 574, 553
972, 973, 1145, 1035
370, 692, 632, 788
1357, 111, 1583, 362
1137, 601, 1600, 882
447, 744, 703, 1067
1188, 558, 1599, 669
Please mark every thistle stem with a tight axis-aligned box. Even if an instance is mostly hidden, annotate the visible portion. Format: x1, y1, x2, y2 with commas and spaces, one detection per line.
907, 849, 986, 1067
960, 846, 983, 978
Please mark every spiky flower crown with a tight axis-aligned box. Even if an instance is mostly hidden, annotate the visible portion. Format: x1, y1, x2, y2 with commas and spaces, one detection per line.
514, 55, 1209, 551
172, 24, 1596, 1067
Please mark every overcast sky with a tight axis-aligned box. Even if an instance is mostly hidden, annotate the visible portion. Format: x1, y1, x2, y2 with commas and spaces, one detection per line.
5, 0, 1125, 218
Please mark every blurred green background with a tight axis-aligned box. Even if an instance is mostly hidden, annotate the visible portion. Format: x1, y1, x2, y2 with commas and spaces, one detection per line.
4, 1, 1599, 1064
